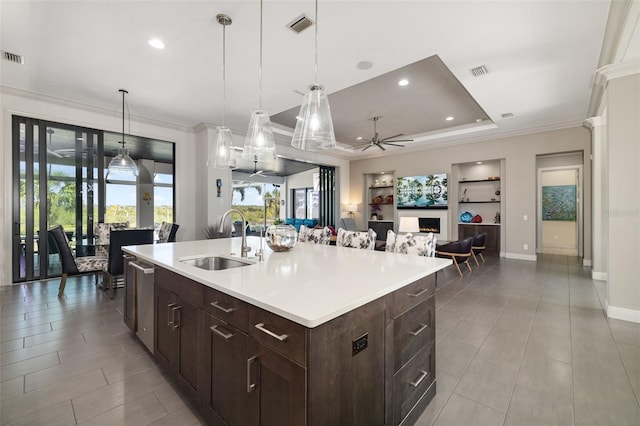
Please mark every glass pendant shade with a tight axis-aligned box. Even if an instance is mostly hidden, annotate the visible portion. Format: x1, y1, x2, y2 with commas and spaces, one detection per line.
210, 126, 236, 169
107, 146, 138, 176
291, 85, 336, 151
243, 109, 277, 161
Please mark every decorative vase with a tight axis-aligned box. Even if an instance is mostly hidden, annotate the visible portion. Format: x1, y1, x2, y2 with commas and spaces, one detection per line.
265, 225, 298, 252
460, 212, 473, 223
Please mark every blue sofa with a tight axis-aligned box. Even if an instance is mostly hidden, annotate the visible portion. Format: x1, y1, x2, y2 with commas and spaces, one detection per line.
285, 218, 318, 232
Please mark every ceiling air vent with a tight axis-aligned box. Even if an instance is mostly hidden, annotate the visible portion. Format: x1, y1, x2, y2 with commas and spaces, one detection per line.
2, 50, 24, 64
288, 14, 314, 34
501, 112, 514, 118
470, 65, 489, 77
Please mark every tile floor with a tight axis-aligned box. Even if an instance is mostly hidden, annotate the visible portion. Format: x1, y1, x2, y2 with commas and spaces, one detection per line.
0, 255, 638, 425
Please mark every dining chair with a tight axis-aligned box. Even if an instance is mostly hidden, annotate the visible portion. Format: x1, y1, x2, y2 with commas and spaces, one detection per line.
336, 228, 377, 250
471, 233, 488, 265
103, 229, 154, 298
299, 225, 332, 245
158, 221, 179, 243
48, 225, 108, 297
385, 230, 437, 257
436, 237, 474, 278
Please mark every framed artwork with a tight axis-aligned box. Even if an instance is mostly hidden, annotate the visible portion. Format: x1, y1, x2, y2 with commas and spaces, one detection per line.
542, 185, 576, 221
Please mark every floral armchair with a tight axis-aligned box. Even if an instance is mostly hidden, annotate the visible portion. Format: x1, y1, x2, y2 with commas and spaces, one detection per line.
385, 230, 436, 257
336, 228, 377, 250
299, 225, 332, 245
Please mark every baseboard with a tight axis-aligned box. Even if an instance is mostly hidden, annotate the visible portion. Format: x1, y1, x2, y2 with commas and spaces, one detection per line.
505, 252, 537, 261
583, 258, 592, 267
607, 304, 640, 324
592, 271, 607, 281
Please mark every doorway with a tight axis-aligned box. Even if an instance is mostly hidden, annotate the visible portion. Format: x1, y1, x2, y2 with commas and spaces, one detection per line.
537, 166, 582, 256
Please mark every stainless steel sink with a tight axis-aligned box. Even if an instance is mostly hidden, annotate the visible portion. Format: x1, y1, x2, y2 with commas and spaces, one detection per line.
180, 256, 252, 271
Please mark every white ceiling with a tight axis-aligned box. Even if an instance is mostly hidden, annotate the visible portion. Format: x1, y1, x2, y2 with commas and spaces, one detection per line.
1, 1, 612, 160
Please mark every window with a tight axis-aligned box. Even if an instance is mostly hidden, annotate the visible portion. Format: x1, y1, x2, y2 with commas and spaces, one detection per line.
292, 188, 318, 220
232, 181, 281, 234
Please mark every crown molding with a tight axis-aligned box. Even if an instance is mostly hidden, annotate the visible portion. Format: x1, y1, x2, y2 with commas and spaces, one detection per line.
584, 116, 606, 128
595, 59, 640, 86
1, 85, 195, 133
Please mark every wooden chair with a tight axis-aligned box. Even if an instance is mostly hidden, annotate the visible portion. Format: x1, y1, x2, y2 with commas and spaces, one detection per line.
48, 225, 107, 297
471, 233, 487, 265
437, 237, 473, 278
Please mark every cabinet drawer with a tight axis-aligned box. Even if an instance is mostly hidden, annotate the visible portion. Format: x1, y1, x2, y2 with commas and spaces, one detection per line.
393, 344, 435, 425
155, 267, 204, 309
390, 275, 435, 318
248, 305, 307, 366
205, 287, 248, 332
393, 296, 434, 373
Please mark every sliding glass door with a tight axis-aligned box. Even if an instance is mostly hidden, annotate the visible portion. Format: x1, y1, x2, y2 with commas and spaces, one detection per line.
12, 116, 103, 282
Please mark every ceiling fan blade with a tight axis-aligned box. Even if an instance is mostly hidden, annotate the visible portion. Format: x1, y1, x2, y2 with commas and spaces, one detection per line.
381, 133, 403, 141
46, 149, 63, 158
362, 144, 373, 151
381, 142, 405, 147
376, 143, 386, 151
384, 139, 413, 143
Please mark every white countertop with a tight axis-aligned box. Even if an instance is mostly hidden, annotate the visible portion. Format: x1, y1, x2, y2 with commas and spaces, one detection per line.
123, 237, 451, 328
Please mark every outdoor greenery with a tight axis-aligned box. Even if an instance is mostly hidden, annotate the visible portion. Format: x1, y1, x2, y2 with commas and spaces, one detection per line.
231, 183, 281, 229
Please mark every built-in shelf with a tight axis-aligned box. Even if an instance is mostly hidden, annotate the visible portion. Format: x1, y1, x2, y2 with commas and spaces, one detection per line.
369, 202, 394, 205
369, 185, 394, 189
458, 178, 500, 183
459, 201, 500, 204
369, 219, 394, 223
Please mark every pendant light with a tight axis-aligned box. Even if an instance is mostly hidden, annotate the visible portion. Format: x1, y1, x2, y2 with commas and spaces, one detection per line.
107, 89, 138, 177
243, 0, 277, 161
291, 0, 335, 151
208, 13, 237, 169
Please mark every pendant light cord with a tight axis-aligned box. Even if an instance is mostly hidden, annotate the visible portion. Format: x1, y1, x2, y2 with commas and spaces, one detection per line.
314, 0, 318, 85
121, 90, 125, 149
222, 20, 227, 126
259, 0, 263, 110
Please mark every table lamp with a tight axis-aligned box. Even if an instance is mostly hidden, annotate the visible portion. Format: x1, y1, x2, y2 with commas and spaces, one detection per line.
345, 204, 358, 217
398, 217, 420, 234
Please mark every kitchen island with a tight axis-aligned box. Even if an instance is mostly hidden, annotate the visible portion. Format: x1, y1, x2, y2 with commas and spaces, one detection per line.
123, 237, 451, 426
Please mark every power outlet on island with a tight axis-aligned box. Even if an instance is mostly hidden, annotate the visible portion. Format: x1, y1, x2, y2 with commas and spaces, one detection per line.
352, 333, 368, 356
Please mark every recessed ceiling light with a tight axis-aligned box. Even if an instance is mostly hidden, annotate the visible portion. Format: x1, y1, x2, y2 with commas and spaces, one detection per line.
445, 116, 454, 121
398, 79, 409, 86
476, 118, 483, 123
356, 60, 373, 70
476, 161, 483, 165
356, 136, 363, 141
148, 39, 165, 49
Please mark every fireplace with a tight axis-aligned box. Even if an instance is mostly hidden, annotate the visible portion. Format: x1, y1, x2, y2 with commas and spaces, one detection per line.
419, 217, 441, 234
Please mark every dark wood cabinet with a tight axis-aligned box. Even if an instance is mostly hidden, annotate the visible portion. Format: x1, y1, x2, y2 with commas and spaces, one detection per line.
202, 312, 251, 426
154, 268, 204, 402
247, 339, 307, 426
151, 266, 437, 425
458, 223, 500, 253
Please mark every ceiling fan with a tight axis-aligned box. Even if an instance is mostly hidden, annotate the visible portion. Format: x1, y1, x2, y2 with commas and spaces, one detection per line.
249, 158, 267, 177
358, 116, 413, 151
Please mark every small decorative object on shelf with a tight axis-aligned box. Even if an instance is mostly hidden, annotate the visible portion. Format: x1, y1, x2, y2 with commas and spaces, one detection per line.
488, 176, 499, 180
371, 213, 378, 221
472, 214, 483, 223
460, 188, 468, 202
494, 211, 501, 223
495, 187, 501, 196
265, 224, 298, 252
460, 211, 473, 223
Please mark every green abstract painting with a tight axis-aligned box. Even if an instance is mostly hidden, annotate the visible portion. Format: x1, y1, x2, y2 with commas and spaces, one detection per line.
542, 185, 576, 221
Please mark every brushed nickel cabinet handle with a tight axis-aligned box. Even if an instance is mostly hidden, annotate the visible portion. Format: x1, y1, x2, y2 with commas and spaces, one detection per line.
247, 355, 258, 393
172, 306, 181, 330
210, 325, 234, 340
210, 301, 236, 313
410, 370, 428, 388
255, 323, 288, 341
408, 288, 428, 298
167, 303, 177, 327
409, 323, 428, 336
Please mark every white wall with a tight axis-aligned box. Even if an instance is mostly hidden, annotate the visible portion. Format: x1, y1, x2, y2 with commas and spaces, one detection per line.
350, 126, 592, 261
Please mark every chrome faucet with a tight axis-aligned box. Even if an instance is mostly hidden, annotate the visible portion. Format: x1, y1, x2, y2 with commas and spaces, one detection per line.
219, 209, 252, 258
